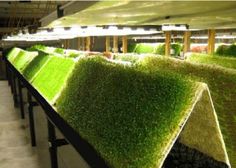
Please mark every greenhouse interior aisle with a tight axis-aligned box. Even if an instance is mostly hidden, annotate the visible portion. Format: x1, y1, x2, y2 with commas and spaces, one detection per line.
0, 81, 45, 168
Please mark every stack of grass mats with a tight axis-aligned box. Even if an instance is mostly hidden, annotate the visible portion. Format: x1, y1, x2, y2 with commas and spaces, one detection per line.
31, 56, 75, 103
7, 47, 38, 73
139, 56, 236, 168
55, 56, 230, 168
187, 53, 236, 70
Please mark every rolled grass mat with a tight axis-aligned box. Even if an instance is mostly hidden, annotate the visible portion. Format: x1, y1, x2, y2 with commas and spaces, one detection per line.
139, 56, 236, 167
187, 53, 236, 70
31, 56, 75, 103
55, 56, 229, 168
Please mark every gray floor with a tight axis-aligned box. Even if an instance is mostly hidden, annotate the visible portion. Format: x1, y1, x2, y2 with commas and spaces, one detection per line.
0, 81, 89, 168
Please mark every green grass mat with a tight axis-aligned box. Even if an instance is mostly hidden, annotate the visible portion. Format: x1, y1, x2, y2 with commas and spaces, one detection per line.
9, 49, 38, 73
127, 43, 182, 56
187, 53, 236, 70
138, 56, 236, 167
28, 45, 64, 57
55, 56, 199, 168
29, 44, 84, 58
113, 54, 142, 63
32, 56, 75, 102
215, 44, 236, 57
7, 47, 25, 63
135, 43, 156, 54
22, 53, 50, 82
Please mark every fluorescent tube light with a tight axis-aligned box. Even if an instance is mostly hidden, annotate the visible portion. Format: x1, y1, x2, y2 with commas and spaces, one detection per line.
162, 24, 187, 31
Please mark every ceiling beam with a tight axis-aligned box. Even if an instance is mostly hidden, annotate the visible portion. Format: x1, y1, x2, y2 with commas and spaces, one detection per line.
40, 1, 97, 27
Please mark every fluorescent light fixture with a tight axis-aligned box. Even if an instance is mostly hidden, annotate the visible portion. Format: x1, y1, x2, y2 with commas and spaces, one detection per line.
2, 25, 161, 42
132, 36, 165, 40
162, 24, 187, 31
191, 35, 236, 40
191, 36, 208, 40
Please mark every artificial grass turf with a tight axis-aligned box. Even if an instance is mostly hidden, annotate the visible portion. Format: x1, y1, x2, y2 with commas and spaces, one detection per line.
138, 56, 236, 167
31, 56, 75, 103
187, 53, 236, 70
55, 56, 204, 168
8, 49, 38, 73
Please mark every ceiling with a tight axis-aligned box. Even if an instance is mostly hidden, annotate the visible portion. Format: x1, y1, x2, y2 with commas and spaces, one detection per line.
47, 1, 236, 30
2, 1, 236, 40
0, 1, 67, 37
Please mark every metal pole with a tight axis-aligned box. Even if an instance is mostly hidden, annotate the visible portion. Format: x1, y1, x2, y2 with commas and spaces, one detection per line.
12, 74, 18, 107
18, 79, 25, 119
28, 91, 37, 146
47, 119, 58, 168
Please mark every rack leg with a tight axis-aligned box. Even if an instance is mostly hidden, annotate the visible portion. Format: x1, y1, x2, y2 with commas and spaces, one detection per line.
5, 62, 10, 85
9, 70, 13, 93
27, 92, 38, 146
12, 75, 18, 107
18, 79, 25, 119
47, 119, 58, 168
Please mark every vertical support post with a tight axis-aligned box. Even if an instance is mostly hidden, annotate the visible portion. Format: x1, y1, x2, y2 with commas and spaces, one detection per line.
63, 40, 67, 48
105, 36, 110, 52
86, 36, 91, 51
208, 29, 215, 55
113, 36, 118, 53
183, 31, 191, 53
122, 36, 128, 53
48, 119, 58, 168
67, 39, 70, 49
28, 91, 36, 146
10, 72, 14, 93
18, 79, 25, 119
165, 31, 171, 56
12, 74, 18, 107
9, 69, 13, 92
78, 37, 81, 50
5, 61, 9, 83
81, 38, 85, 51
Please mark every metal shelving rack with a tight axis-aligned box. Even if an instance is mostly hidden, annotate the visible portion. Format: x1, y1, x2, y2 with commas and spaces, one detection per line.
3, 55, 109, 168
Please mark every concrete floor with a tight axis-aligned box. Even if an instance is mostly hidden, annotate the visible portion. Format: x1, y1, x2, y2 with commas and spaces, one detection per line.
0, 81, 89, 168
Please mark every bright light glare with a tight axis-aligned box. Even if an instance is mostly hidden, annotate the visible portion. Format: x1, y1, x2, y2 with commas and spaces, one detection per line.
162, 25, 187, 31
191, 35, 236, 39
2, 26, 161, 42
